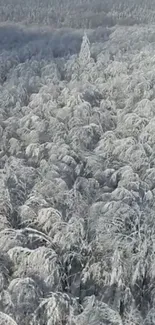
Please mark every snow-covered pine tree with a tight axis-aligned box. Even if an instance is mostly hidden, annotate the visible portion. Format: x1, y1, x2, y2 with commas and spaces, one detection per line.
79, 32, 91, 67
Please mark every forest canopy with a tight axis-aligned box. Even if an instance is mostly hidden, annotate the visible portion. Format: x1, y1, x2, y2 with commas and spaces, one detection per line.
0, 1, 155, 325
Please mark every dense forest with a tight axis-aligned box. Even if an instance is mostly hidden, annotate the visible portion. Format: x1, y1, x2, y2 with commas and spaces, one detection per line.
1, 0, 155, 324
1, 0, 155, 27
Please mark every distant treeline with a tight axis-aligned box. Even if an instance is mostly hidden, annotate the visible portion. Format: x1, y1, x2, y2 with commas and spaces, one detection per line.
0, 0, 155, 28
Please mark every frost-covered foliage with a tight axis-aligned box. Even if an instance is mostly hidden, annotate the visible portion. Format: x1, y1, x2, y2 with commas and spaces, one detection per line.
1, 2, 155, 324
1, 0, 155, 28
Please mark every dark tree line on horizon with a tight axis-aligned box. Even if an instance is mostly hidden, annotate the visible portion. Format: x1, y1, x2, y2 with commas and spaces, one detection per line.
1, 0, 155, 28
